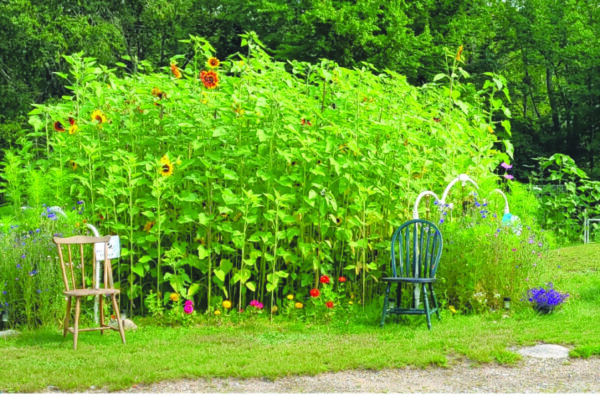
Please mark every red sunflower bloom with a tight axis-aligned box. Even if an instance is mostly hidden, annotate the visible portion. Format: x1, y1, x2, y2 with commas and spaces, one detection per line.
53, 121, 65, 132
200, 70, 219, 89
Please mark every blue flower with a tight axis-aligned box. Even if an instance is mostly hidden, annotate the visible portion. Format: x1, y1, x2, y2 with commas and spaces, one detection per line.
29, 270, 38, 276
77, 200, 84, 205
36, 289, 42, 294
16, 264, 21, 269
47, 212, 57, 220
1, 291, 6, 295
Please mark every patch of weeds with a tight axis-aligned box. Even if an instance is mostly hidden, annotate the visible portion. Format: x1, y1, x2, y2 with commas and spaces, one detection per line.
493, 350, 521, 365
570, 345, 600, 358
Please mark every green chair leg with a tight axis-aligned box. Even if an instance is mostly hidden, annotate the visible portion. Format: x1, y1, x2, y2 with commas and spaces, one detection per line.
380, 283, 391, 327
422, 284, 432, 330
430, 284, 441, 320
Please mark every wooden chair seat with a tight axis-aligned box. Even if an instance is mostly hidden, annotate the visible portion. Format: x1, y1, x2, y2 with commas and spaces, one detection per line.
53, 235, 126, 349
63, 288, 121, 297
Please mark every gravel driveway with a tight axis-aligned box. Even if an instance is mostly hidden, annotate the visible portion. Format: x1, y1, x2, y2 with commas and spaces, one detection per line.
126, 354, 600, 393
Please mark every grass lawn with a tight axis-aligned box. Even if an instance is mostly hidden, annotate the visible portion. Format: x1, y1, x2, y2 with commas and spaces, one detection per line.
1, 244, 599, 392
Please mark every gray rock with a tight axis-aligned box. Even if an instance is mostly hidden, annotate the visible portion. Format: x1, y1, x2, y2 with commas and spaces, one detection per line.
518, 344, 570, 359
109, 318, 138, 330
0, 329, 20, 338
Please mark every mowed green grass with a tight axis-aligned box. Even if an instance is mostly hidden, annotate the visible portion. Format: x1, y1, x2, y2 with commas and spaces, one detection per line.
1, 243, 599, 392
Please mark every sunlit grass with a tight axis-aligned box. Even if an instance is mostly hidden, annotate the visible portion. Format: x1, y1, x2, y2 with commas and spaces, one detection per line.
1, 243, 598, 392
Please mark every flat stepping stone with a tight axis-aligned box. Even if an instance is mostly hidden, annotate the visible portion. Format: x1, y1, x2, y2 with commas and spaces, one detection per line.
518, 344, 569, 359
0, 329, 20, 338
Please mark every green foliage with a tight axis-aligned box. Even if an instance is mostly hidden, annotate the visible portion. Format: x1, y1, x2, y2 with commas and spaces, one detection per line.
436, 190, 551, 313
8, 36, 511, 317
529, 153, 600, 244
0, 205, 85, 329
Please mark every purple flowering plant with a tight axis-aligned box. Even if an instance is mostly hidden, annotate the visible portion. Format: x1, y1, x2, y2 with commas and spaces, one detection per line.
527, 283, 569, 313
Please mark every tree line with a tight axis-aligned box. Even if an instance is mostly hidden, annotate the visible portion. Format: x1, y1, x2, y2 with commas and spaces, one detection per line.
1, 0, 599, 178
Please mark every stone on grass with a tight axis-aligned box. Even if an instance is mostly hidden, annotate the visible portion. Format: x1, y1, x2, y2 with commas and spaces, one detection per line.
109, 318, 138, 330
518, 344, 570, 359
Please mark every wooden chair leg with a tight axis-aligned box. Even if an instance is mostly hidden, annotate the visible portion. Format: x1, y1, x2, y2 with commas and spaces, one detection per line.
63, 297, 72, 337
111, 294, 126, 344
74, 297, 81, 350
422, 284, 432, 330
380, 283, 391, 327
99, 296, 105, 335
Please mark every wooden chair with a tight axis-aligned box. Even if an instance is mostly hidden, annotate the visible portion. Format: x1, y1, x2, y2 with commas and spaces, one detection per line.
53, 235, 126, 349
380, 219, 443, 329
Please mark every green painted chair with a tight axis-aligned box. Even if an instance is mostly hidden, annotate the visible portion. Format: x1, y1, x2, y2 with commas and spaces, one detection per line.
380, 219, 443, 329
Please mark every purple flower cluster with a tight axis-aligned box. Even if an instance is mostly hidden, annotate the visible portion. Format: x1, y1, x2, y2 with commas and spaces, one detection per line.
527, 283, 569, 310
500, 162, 514, 180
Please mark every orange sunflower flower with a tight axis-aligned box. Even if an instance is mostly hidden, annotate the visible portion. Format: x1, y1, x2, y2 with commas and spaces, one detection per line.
53, 121, 65, 132
456, 45, 464, 61
143, 221, 155, 232
160, 154, 174, 177
170, 62, 182, 79
207, 57, 220, 68
199, 70, 219, 89
91, 109, 107, 124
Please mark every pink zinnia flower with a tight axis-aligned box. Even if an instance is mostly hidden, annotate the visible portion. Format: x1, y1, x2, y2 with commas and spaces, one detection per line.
503, 174, 514, 180
500, 162, 512, 169
184, 304, 194, 314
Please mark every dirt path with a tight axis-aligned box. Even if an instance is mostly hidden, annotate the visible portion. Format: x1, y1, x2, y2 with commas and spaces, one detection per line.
125, 356, 600, 393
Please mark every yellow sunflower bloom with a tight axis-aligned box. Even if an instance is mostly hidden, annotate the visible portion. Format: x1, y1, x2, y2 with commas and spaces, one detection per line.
69, 123, 79, 135
214, 309, 222, 316
160, 155, 174, 177
286, 294, 294, 300
222, 300, 232, 309
91, 109, 107, 124
207, 57, 220, 68
294, 302, 303, 309
170, 292, 180, 302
